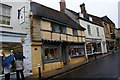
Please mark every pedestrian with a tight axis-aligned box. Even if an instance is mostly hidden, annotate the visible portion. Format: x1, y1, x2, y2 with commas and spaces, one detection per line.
2, 52, 14, 80
15, 58, 25, 80
110, 46, 114, 54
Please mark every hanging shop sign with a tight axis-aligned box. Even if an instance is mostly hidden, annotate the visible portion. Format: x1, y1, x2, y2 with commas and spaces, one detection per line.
18, 6, 25, 24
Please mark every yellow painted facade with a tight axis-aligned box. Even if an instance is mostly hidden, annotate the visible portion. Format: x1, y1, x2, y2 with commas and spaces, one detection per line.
61, 34, 67, 41
41, 20, 51, 31
31, 19, 86, 75
78, 30, 82, 36
68, 35, 73, 42
52, 33, 60, 40
42, 31, 51, 39
43, 62, 63, 72
68, 56, 86, 64
79, 37, 82, 42
73, 36, 78, 42
31, 43, 42, 74
67, 27, 73, 35
82, 31, 85, 36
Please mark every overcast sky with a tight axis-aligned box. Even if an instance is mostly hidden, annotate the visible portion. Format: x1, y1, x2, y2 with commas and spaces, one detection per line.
32, 0, 119, 28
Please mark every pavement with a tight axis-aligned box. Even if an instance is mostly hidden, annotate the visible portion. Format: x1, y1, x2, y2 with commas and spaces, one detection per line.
25, 51, 116, 80
25, 52, 117, 80
51, 50, 120, 80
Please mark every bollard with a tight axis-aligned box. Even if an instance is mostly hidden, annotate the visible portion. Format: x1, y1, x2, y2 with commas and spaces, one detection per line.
38, 64, 41, 80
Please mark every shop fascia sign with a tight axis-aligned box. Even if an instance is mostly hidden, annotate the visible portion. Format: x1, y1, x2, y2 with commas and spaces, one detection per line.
18, 6, 25, 24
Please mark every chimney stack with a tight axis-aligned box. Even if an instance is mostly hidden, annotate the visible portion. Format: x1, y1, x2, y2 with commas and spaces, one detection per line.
80, 3, 86, 14
59, 0, 66, 11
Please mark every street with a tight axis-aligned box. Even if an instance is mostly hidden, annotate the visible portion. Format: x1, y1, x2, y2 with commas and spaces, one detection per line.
51, 51, 120, 80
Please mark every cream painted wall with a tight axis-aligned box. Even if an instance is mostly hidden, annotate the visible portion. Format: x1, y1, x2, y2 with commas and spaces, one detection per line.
1, 0, 31, 34
0, 0, 32, 77
79, 19, 107, 53
79, 19, 105, 41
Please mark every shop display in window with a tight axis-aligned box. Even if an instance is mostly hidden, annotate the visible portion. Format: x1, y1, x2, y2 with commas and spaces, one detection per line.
69, 46, 85, 57
45, 48, 59, 60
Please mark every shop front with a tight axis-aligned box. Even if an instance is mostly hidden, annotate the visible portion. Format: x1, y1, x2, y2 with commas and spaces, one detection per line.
0, 42, 23, 74
86, 38, 102, 55
42, 41, 63, 72
106, 38, 116, 52
0, 31, 27, 75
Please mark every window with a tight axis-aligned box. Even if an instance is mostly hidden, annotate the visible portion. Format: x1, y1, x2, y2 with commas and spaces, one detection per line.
69, 46, 85, 57
73, 29, 78, 36
0, 4, 11, 25
60, 26, 66, 34
78, 13, 84, 18
45, 48, 58, 60
96, 27, 100, 36
87, 25, 91, 35
52, 23, 60, 33
89, 17, 93, 21
44, 45, 60, 63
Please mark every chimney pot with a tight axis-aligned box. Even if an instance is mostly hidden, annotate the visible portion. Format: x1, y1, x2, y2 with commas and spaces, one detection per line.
60, 0, 66, 11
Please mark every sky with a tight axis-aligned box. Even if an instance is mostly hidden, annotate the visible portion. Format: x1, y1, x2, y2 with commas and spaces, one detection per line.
32, 0, 119, 28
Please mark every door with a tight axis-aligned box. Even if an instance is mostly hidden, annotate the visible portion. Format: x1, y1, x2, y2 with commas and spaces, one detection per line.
62, 44, 69, 64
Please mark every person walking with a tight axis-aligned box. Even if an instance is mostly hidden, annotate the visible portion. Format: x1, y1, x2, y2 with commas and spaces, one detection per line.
2, 51, 14, 80
4, 64, 12, 80
15, 58, 25, 80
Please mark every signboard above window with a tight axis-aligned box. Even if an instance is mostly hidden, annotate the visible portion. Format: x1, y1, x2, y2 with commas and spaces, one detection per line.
18, 6, 25, 24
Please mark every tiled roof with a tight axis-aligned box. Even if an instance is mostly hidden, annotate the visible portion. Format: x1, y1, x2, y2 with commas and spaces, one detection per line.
30, 2, 86, 30
101, 16, 115, 24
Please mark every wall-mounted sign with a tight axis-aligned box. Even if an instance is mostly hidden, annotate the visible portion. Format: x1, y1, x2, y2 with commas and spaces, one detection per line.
18, 6, 25, 24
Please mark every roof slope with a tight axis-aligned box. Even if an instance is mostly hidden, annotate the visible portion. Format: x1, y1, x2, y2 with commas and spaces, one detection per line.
66, 8, 103, 27
30, 2, 85, 30
102, 16, 115, 24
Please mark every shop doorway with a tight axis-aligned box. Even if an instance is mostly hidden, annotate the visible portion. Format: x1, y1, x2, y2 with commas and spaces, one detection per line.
0, 42, 23, 74
62, 44, 69, 65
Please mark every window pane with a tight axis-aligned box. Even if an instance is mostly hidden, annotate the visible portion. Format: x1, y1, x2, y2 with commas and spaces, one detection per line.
2, 5, 6, 16
69, 46, 85, 57
0, 16, 1, 24
6, 7, 10, 16
0, 4, 2, 15
60, 26, 66, 34
73, 29, 78, 36
6, 17, 10, 25
45, 48, 59, 60
2, 16, 6, 24
52, 23, 60, 33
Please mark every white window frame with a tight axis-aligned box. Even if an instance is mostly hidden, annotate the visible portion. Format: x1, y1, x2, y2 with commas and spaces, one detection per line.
87, 25, 92, 35
89, 17, 93, 21
96, 27, 100, 36
0, 3, 11, 25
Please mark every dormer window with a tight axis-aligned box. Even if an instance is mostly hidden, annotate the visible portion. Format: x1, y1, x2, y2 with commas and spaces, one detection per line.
89, 17, 93, 21
78, 12, 84, 18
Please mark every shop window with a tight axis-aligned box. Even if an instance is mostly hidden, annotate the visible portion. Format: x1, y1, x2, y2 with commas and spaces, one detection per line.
44, 45, 60, 63
0, 3, 11, 25
69, 46, 85, 57
0, 42, 23, 74
86, 43, 92, 54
